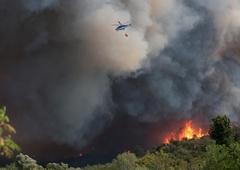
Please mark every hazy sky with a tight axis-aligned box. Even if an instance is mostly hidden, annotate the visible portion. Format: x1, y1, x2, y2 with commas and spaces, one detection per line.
1, 0, 240, 163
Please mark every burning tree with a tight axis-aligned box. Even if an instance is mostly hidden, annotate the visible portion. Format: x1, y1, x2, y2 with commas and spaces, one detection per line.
164, 120, 207, 143
0, 106, 21, 158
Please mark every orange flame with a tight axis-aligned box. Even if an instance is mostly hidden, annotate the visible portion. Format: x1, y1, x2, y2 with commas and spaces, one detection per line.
164, 120, 207, 144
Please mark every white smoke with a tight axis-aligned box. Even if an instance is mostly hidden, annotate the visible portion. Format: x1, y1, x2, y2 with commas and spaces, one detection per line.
1, 0, 240, 149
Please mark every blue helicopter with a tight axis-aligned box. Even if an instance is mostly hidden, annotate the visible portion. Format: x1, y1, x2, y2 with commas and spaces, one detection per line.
112, 21, 132, 36
113, 21, 132, 31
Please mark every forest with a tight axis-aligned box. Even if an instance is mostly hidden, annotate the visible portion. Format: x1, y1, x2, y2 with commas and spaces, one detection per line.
1, 107, 240, 170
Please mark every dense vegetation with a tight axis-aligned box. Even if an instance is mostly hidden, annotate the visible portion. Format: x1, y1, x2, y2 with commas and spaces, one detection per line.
1, 115, 240, 170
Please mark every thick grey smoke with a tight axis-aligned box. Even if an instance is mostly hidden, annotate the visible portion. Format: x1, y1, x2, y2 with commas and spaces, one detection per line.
115, 0, 240, 122
1, 0, 240, 151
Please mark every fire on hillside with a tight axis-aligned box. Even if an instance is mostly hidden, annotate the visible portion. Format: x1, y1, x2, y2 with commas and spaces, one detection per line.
164, 120, 208, 144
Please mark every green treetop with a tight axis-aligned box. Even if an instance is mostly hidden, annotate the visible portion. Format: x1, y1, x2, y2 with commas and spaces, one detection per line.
209, 115, 232, 145
0, 106, 21, 158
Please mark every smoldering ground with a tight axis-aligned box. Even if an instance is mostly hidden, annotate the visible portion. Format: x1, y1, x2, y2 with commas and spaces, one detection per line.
1, 0, 240, 161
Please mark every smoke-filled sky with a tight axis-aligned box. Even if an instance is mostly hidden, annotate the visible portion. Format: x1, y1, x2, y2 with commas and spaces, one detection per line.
1, 0, 240, 163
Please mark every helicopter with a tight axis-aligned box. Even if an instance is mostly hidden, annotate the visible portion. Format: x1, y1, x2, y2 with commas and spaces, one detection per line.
112, 21, 132, 37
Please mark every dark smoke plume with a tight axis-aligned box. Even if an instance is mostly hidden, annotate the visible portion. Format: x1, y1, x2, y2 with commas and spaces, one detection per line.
1, 0, 240, 159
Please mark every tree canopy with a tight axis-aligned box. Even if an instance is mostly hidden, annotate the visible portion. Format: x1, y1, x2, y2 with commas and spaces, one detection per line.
0, 107, 21, 158
209, 115, 232, 145
2, 114, 240, 169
